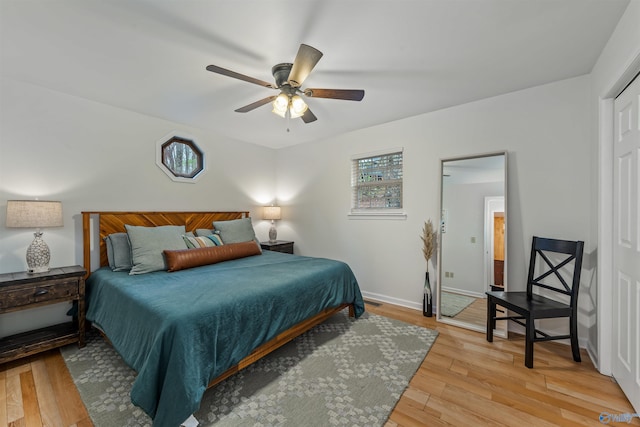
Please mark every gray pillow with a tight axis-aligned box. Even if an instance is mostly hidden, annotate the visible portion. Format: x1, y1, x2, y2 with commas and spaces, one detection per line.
125, 225, 187, 275
194, 228, 213, 236
105, 236, 116, 270
212, 218, 261, 252
104, 232, 133, 271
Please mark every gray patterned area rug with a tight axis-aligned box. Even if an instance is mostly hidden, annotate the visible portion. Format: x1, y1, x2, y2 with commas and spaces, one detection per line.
61, 310, 438, 427
440, 291, 477, 317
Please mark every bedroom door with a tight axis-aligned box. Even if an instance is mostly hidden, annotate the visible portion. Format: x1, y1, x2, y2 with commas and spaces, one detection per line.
613, 73, 640, 412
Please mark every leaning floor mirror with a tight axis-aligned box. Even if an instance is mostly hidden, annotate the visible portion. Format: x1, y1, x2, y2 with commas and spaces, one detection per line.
437, 151, 508, 337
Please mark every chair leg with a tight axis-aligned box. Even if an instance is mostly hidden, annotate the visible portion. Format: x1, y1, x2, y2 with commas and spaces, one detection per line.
486, 298, 495, 342
525, 316, 535, 368
570, 314, 581, 363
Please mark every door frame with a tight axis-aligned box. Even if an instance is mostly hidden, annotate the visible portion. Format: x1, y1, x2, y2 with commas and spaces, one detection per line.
597, 51, 640, 376
484, 196, 505, 293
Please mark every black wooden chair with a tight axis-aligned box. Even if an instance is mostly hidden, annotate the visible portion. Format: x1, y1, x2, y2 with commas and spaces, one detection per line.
486, 236, 584, 368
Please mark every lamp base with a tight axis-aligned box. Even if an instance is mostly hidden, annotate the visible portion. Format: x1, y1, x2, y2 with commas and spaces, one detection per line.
268, 222, 278, 243
26, 231, 51, 274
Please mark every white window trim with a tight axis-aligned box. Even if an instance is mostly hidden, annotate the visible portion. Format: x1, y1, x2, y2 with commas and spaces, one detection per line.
347, 210, 407, 220
349, 147, 406, 220
155, 131, 206, 183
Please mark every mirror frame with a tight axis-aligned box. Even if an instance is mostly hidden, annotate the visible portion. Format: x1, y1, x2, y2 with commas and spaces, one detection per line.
436, 150, 508, 337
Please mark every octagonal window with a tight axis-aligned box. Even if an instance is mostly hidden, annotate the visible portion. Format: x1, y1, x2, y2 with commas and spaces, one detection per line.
156, 134, 205, 182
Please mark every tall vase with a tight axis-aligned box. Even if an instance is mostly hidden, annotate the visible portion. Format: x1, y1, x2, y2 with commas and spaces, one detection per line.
423, 271, 433, 317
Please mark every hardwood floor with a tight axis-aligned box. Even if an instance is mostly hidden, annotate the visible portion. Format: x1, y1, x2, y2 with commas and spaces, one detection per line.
1, 300, 637, 426
366, 301, 639, 427
0, 349, 91, 427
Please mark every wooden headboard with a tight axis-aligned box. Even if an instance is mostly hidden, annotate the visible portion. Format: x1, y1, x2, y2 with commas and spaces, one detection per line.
81, 211, 250, 275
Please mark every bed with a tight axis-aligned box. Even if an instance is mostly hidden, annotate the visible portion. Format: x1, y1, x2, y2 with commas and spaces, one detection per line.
81, 211, 364, 427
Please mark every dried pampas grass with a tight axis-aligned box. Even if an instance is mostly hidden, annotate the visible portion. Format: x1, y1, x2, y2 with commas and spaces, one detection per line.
420, 220, 435, 272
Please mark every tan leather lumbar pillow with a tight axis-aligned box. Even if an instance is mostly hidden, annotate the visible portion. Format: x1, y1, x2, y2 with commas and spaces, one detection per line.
164, 241, 261, 272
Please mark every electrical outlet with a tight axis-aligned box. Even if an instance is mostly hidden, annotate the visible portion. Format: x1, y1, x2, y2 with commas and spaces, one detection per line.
450, 272, 454, 278
471, 237, 476, 243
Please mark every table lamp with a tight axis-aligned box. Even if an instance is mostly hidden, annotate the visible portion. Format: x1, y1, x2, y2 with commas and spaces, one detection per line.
6, 200, 63, 273
263, 206, 281, 243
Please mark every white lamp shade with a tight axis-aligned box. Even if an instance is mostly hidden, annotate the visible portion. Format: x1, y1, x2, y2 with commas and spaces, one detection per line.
289, 95, 308, 118
6, 200, 64, 228
263, 206, 281, 221
272, 93, 289, 118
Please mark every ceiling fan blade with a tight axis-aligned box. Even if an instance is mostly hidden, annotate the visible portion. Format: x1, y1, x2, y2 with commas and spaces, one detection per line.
206, 65, 274, 88
304, 88, 365, 101
287, 44, 323, 88
301, 108, 317, 123
234, 96, 277, 113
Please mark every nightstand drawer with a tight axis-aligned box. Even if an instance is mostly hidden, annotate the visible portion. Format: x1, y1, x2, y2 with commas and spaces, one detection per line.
269, 243, 293, 253
260, 240, 294, 254
0, 279, 79, 310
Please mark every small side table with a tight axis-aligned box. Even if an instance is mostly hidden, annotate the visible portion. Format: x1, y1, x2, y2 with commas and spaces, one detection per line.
260, 240, 294, 254
0, 265, 86, 364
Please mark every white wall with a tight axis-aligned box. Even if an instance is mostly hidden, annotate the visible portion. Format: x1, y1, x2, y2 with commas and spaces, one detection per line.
591, 0, 640, 373
277, 75, 594, 343
0, 77, 276, 335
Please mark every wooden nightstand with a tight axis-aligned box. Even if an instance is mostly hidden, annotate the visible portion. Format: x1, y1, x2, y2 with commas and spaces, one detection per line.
0, 265, 86, 364
260, 240, 294, 254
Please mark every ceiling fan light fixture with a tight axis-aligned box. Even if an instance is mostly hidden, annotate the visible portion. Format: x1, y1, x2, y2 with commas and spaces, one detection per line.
289, 95, 308, 119
207, 44, 364, 124
272, 93, 289, 118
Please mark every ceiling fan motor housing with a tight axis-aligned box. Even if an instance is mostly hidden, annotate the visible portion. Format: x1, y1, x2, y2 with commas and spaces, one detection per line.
272, 63, 293, 88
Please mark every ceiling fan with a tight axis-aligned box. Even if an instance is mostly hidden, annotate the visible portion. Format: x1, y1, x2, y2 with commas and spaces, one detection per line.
206, 44, 365, 124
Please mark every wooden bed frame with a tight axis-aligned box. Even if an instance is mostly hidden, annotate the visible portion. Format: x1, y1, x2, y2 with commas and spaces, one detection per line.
80, 211, 354, 389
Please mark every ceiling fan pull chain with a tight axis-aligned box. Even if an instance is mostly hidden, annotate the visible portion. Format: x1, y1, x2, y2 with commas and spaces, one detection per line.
286, 109, 291, 132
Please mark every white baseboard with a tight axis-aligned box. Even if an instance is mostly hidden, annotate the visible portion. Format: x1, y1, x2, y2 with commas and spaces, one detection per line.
361, 291, 422, 312
441, 287, 485, 299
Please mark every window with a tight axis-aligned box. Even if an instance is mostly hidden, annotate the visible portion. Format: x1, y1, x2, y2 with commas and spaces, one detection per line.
156, 133, 205, 183
351, 149, 404, 218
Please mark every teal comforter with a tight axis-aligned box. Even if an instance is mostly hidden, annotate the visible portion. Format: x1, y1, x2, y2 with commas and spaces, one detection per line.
86, 251, 364, 427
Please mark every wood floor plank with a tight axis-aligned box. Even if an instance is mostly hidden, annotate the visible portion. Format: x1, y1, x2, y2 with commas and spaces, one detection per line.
465, 363, 608, 420
7, 418, 26, 427
425, 393, 508, 427
19, 371, 42, 427
5, 373, 23, 425
420, 364, 492, 400
389, 398, 453, 426
0, 375, 7, 427
73, 417, 94, 427
449, 354, 548, 387
31, 358, 64, 427
559, 408, 615, 427
400, 386, 430, 408
545, 376, 637, 413
42, 350, 89, 427
440, 384, 559, 427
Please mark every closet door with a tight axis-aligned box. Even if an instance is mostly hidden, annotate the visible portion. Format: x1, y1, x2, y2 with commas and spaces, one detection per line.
613, 73, 640, 412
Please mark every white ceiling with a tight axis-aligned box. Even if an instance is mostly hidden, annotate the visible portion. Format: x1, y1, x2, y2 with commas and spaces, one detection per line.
0, 0, 629, 149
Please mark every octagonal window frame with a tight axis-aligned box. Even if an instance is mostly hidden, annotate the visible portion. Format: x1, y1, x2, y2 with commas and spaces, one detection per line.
156, 132, 205, 183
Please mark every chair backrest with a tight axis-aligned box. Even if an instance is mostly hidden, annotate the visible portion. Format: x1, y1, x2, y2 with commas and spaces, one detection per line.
526, 236, 585, 307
